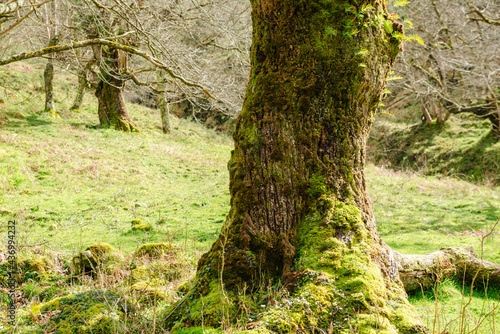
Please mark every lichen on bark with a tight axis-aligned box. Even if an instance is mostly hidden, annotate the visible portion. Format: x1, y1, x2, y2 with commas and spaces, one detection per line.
162, 0, 427, 332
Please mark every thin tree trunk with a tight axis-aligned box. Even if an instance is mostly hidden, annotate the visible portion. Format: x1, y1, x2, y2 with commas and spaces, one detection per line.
163, 1, 427, 333
157, 71, 172, 134
420, 97, 433, 124
159, 97, 172, 134
44, 35, 59, 119
71, 62, 92, 112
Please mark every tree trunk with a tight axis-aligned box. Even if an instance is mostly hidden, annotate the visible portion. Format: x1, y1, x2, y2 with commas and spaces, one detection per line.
157, 71, 172, 134
43, 58, 57, 115
43, 36, 60, 119
94, 47, 139, 132
163, 1, 428, 333
159, 96, 172, 134
420, 97, 433, 124
70, 62, 92, 112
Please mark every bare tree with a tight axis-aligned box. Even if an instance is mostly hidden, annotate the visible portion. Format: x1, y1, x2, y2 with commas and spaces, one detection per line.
0, 0, 251, 132
385, 0, 500, 132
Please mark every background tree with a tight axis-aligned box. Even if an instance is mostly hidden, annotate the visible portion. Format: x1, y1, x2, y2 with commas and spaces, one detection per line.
0, 0, 251, 132
163, 1, 430, 332
385, 0, 500, 132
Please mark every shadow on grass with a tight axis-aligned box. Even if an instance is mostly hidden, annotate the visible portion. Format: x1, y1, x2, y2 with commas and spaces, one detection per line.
457, 130, 500, 183
369, 117, 500, 185
26, 114, 53, 126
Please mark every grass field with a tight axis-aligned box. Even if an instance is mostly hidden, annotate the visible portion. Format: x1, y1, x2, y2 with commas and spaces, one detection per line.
0, 61, 499, 333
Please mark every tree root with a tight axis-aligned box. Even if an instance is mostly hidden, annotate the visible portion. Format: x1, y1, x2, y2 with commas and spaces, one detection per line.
395, 247, 500, 292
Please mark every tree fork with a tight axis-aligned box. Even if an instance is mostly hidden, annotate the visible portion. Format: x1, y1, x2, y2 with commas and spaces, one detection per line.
162, 0, 429, 333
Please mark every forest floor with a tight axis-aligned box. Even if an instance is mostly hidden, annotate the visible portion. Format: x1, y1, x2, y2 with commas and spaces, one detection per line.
0, 61, 499, 333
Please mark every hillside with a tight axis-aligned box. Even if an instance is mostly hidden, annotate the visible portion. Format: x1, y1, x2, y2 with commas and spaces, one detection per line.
369, 105, 500, 185
1, 61, 500, 333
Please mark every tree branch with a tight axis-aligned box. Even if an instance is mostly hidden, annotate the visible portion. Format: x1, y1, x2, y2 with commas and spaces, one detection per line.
0, 0, 24, 17
0, 37, 214, 99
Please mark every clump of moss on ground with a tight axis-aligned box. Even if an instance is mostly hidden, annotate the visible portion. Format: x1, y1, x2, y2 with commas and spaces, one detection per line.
72, 242, 121, 276
10, 290, 140, 334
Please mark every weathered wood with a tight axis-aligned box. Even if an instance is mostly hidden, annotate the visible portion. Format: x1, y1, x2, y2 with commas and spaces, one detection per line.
395, 247, 500, 292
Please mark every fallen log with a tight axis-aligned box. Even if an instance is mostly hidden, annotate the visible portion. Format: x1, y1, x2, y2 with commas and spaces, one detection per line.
394, 247, 500, 293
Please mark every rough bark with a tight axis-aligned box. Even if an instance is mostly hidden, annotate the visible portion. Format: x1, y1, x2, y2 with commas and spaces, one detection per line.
43, 58, 56, 114
395, 247, 500, 293
163, 1, 428, 333
93, 47, 139, 132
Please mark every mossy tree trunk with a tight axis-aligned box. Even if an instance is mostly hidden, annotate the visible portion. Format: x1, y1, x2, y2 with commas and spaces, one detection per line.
71, 62, 93, 112
159, 96, 172, 134
93, 46, 139, 132
164, 1, 427, 333
157, 71, 172, 134
43, 35, 59, 119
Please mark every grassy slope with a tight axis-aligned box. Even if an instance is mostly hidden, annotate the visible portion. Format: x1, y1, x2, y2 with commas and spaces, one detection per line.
369, 105, 500, 185
1, 61, 499, 332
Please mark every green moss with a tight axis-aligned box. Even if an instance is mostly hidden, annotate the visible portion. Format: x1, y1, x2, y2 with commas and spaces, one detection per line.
288, 201, 425, 333
174, 327, 222, 334
131, 222, 153, 231
135, 242, 175, 258
24, 290, 136, 334
85, 242, 114, 256
16, 254, 57, 283
130, 281, 167, 304
72, 242, 118, 276
131, 218, 142, 225
162, 279, 243, 330
307, 173, 327, 198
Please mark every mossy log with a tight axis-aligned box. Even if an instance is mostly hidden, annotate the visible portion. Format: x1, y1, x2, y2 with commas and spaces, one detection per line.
395, 247, 500, 293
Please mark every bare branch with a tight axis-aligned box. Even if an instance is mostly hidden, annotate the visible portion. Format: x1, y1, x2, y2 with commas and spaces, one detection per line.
0, 37, 214, 99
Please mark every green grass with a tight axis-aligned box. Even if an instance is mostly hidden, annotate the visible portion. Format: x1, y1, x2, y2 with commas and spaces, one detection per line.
0, 61, 499, 332
367, 166, 500, 264
0, 60, 231, 257
369, 108, 500, 185
408, 279, 500, 334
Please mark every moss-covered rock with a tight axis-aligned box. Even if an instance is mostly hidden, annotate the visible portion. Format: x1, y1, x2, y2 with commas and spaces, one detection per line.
21, 290, 138, 334
131, 222, 153, 232
17, 255, 55, 282
72, 242, 118, 276
135, 242, 175, 258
